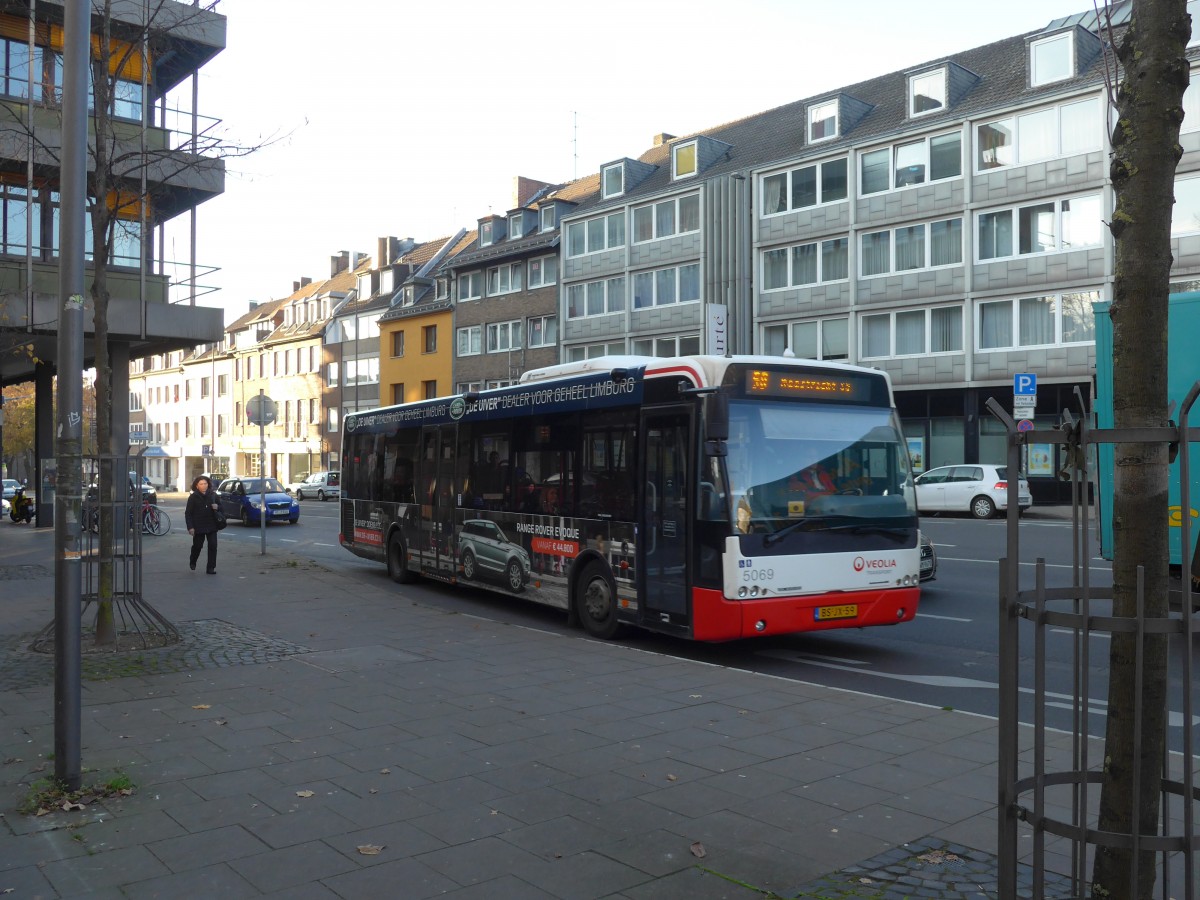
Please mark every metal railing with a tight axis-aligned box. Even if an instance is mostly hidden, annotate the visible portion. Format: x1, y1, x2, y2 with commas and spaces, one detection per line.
990, 383, 1200, 898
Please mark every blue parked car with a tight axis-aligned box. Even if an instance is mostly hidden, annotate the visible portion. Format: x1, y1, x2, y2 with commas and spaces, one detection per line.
215, 477, 299, 526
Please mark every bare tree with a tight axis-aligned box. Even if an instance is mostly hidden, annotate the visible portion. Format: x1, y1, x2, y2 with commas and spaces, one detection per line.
1094, 0, 1190, 895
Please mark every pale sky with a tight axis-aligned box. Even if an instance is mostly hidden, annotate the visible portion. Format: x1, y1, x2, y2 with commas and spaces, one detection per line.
178, 0, 1099, 317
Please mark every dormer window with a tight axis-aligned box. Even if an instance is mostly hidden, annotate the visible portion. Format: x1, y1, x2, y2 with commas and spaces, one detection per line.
509, 213, 523, 240
357, 273, 371, 298
909, 70, 946, 117
672, 142, 698, 180
1030, 32, 1073, 86
602, 163, 624, 198
436, 277, 449, 300
540, 205, 555, 232
480, 221, 495, 246
808, 100, 838, 143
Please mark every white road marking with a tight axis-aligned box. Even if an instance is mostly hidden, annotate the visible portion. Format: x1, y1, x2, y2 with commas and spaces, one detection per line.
917, 612, 973, 623
314, 542, 337, 547
757, 650, 1200, 727
939, 556, 1112, 571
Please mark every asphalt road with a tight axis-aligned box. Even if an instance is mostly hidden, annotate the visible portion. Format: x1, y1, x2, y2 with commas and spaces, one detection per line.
157, 496, 1198, 749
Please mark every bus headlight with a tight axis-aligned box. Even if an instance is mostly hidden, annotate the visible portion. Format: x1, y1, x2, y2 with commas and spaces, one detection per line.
750, 585, 760, 597
754, 620, 766, 632
738, 586, 748, 598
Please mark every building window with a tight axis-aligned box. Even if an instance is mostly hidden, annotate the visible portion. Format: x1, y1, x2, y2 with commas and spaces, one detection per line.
129, 391, 142, 411
1172, 175, 1200, 234
486, 262, 524, 295
859, 306, 963, 359
976, 195, 1102, 261
540, 205, 555, 232
327, 362, 339, 387
860, 131, 962, 195
346, 358, 379, 385
458, 271, 483, 301
762, 317, 849, 360
566, 340, 625, 362
528, 256, 557, 288
435, 277, 449, 299
480, 220, 494, 246
527, 315, 557, 348
602, 163, 624, 198
909, 69, 946, 116
1030, 32, 1073, 86
423, 325, 437, 353
217, 414, 227, 437
328, 408, 339, 432
672, 141, 698, 179
761, 237, 849, 290
391, 384, 405, 405
632, 194, 700, 243
423, 380, 438, 399
217, 374, 228, 396
391, 330, 405, 357
976, 291, 1099, 350
309, 399, 318, 424
199, 376, 210, 399
859, 218, 963, 277
976, 97, 1102, 171
200, 415, 209, 438
566, 211, 626, 257
631, 334, 701, 357
457, 325, 482, 356
808, 100, 838, 142
456, 381, 482, 394
632, 264, 700, 309
761, 158, 847, 216
486, 320, 523, 352
509, 213, 523, 240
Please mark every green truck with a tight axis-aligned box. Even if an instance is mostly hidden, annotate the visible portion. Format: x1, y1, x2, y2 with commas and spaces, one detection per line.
1093, 293, 1200, 578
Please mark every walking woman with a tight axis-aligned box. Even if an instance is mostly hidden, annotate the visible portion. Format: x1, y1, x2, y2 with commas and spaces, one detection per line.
185, 475, 220, 574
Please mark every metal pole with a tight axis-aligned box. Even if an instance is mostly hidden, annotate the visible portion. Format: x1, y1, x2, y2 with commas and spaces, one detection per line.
259, 389, 266, 555
53, 0, 88, 792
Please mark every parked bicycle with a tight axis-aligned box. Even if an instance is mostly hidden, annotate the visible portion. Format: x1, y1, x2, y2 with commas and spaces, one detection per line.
83, 500, 171, 536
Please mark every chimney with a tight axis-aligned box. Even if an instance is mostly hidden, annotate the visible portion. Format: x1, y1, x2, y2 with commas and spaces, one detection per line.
512, 176, 552, 209
377, 236, 400, 267
330, 250, 349, 277
350, 251, 363, 271
652, 132, 676, 147
293, 277, 312, 292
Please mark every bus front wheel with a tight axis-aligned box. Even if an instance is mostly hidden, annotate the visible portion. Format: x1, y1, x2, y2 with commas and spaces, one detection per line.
387, 532, 416, 584
575, 562, 620, 639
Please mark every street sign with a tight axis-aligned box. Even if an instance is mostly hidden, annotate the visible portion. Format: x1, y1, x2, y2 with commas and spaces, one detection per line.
129, 431, 149, 441
246, 394, 277, 426
1017, 419, 1034, 432
202, 444, 211, 456
1014, 373, 1037, 396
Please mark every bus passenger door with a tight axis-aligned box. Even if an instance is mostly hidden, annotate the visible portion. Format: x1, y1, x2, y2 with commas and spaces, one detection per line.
640, 410, 690, 626
418, 425, 456, 577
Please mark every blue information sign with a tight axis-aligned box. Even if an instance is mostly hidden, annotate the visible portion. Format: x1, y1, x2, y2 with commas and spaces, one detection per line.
1014, 373, 1037, 396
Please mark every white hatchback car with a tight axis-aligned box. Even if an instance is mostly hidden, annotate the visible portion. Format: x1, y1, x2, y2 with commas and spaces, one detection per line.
914, 464, 1033, 519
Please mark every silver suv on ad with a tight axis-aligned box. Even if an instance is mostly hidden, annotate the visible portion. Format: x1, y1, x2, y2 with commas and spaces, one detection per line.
458, 519, 530, 592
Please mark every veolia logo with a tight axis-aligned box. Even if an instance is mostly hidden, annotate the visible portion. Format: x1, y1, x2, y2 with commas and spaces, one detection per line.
854, 556, 897, 572
449, 397, 467, 420
853, 556, 865, 572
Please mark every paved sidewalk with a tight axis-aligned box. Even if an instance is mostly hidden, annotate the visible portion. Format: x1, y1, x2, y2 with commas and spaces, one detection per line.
0, 516, 1079, 898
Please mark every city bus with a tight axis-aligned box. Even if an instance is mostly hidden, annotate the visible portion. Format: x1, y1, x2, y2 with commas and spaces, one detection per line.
339, 355, 921, 641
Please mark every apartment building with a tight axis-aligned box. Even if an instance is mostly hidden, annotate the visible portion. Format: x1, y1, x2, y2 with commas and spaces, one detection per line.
446, 176, 597, 391
377, 232, 474, 407
555, 4, 1200, 501
0, 1, 226, 505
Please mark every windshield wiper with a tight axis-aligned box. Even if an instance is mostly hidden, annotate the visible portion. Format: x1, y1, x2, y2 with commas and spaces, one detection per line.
762, 519, 910, 546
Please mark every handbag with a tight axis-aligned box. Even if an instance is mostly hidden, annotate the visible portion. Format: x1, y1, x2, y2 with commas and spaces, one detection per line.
212, 505, 227, 530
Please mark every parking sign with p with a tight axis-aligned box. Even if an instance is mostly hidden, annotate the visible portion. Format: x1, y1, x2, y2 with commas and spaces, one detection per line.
1014, 373, 1037, 396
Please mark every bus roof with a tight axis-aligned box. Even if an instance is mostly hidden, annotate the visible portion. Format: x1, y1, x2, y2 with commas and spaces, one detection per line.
520, 354, 892, 392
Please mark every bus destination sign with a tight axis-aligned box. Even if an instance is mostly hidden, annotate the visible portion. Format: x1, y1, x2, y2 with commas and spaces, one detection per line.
745, 368, 871, 401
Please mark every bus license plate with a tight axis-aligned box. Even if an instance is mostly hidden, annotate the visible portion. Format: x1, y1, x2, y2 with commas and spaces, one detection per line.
815, 604, 858, 621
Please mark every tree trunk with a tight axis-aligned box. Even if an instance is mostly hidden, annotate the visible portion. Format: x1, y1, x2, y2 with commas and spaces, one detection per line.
90, 4, 116, 648
1092, 0, 1189, 896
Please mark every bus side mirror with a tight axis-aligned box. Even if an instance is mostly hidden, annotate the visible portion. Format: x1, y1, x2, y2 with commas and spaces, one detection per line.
705, 393, 728, 442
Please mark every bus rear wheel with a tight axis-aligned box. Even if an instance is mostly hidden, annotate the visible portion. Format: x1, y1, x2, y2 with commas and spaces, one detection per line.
387, 532, 416, 584
575, 562, 620, 639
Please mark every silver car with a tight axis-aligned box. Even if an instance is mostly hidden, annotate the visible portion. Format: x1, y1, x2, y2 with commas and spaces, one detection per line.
458, 519, 530, 592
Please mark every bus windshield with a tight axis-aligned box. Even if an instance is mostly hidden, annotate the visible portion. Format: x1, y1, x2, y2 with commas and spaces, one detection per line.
725, 401, 916, 533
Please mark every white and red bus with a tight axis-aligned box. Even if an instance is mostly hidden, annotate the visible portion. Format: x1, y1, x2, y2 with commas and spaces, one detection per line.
339, 355, 921, 640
